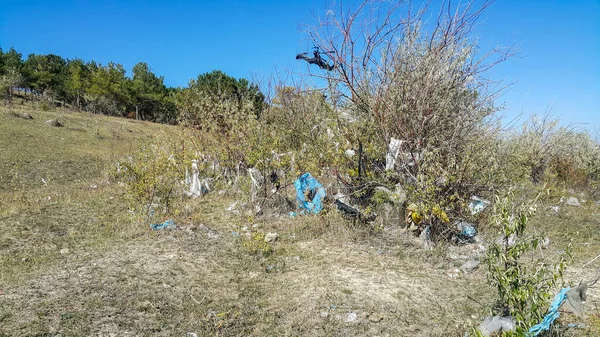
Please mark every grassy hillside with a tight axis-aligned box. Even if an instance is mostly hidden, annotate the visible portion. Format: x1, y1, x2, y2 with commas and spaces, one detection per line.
1, 106, 599, 336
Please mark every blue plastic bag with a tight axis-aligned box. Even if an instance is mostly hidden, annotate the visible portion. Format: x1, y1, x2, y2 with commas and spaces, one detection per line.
293, 172, 326, 214
150, 219, 174, 230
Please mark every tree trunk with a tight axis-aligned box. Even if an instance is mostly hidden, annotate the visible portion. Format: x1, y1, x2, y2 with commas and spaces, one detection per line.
135, 105, 139, 120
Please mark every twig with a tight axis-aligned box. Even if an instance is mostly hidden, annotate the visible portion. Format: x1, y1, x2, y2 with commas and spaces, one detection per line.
574, 253, 600, 279
467, 295, 486, 308
190, 293, 206, 305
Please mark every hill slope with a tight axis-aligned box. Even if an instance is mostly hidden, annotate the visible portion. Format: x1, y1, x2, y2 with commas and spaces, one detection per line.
1, 106, 599, 336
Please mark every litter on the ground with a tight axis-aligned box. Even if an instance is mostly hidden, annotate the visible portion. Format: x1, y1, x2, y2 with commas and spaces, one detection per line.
385, 138, 404, 171
187, 159, 210, 198
469, 196, 490, 215
151, 219, 175, 230
478, 316, 516, 336
456, 221, 477, 238
527, 287, 570, 336
563, 283, 588, 317
293, 172, 326, 214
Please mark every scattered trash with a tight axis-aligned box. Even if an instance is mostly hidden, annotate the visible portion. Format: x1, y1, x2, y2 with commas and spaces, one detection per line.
565, 197, 581, 207
527, 287, 570, 336
541, 237, 550, 249
345, 149, 355, 158
334, 197, 376, 222
563, 283, 588, 317
478, 316, 516, 336
320, 311, 329, 319
456, 221, 477, 239
151, 219, 175, 230
293, 172, 326, 214
248, 168, 264, 203
460, 260, 480, 273
187, 160, 209, 198
90, 184, 98, 189
264, 232, 279, 243
231, 231, 240, 237
60, 248, 70, 256
406, 204, 423, 227
469, 196, 491, 215
186, 333, 198, 337
345, 312, 358, 323
549, 206, 560, 214
420, 226, 434, 250
385, 138, 404, 171
289, 211, 298, 217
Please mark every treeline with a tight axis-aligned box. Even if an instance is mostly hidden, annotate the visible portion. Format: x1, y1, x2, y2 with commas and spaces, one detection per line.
0, 47, 265, 125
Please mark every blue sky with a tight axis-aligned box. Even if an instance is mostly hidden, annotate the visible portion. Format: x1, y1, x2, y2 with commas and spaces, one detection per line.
1, 0, 599, 132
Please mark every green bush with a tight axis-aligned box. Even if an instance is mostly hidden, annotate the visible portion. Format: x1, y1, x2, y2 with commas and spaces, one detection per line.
484, 191, 572, 334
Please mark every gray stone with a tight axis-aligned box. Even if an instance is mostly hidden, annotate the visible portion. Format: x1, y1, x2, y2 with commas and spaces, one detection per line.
549, 206, 560, 214
566, 197, 581, 207
345, 312, 358, 323
320, 311, 329, 319
265, 232, 279, 243
60, 248, 70, 255
460, 260, 480, 273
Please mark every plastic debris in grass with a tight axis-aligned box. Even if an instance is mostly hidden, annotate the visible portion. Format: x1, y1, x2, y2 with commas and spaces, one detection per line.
187, 159, 209, 198
469, 196, 490, 215
478, 316, 516, 336
385, 138, 404, 171
527, 287, 570, 336
151, 219, 175, 230
456, 221, 477, 239
293, 172, 326, 214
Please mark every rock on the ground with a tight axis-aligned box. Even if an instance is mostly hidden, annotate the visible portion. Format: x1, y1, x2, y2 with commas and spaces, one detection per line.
460, 260, 480, 273
345, 312, 358, 323
19, 112, 33, 119
565, 197, 581, 207
60, 248, 70, 255
265, 232, 279, 243
549, 206, 560, 214
46, 119, 63, 127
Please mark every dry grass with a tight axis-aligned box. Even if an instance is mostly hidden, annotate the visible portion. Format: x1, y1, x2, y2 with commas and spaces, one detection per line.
0, 105, 599, 336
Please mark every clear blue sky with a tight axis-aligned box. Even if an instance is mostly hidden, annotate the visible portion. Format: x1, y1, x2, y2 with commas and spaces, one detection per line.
1, 0, 599, 132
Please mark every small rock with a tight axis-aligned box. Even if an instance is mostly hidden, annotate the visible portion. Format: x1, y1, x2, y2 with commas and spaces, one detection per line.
345, 312, 358, 323
90, 184, 98, 189
320, 311, 329, 319
226, 201, 238, 212
549, 206, 560, 214
241, 226, 249, 232
60, 248, 70, 255
45, 119, 63, 127
461, 260, 480, 273
186, 333, 198, 337
19, 112, 33, 119
566, 197, 581, 207
265, 232, 279, 243
21, 257, 29, 262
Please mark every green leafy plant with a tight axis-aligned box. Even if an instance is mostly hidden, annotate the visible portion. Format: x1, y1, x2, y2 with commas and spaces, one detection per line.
484, 191, 572, 334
